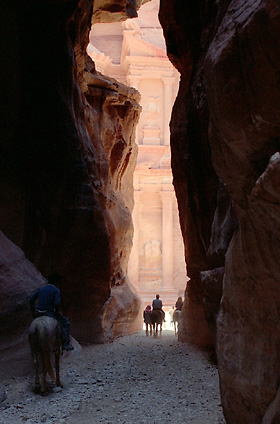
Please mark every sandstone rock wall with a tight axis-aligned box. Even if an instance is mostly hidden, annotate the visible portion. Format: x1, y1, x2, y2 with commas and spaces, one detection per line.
93, 0, 149, 23
159, 1, 230, 349
160, 0, 280, 422
0, 0, 145, 352
0, 232, 44, 377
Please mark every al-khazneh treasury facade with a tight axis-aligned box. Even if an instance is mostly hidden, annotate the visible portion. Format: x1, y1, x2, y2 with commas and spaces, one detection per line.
88, 0, 187, 305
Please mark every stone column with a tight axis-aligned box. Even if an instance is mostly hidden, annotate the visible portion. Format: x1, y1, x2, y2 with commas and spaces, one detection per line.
128, 190, 140, 289
163, 77, 174, 146
160, 190, 174, 288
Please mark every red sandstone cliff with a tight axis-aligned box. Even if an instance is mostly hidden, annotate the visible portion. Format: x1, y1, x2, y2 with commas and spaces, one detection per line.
0, 0, 144, 366
160, 0, 280, 422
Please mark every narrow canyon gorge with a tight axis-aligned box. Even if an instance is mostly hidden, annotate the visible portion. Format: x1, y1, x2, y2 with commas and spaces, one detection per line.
1, 1, 280, 423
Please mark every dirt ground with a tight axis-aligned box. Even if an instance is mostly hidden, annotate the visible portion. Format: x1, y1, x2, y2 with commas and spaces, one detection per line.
0, 329, 225, 424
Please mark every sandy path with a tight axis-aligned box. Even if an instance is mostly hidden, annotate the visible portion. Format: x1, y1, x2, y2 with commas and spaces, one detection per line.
0, 330, 225, 424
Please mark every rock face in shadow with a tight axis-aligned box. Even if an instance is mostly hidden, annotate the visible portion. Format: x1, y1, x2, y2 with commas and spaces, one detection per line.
0, 0, 145, 347
160, 0, 280, 422
0, 232, 44, 345
0, 232, 44, 376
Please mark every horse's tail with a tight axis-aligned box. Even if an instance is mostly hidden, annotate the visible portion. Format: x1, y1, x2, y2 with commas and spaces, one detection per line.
30, 321, 54, 379
39, 327, 55, 379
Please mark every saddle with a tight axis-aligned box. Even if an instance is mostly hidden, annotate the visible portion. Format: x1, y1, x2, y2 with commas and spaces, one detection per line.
152, 309, 164, 321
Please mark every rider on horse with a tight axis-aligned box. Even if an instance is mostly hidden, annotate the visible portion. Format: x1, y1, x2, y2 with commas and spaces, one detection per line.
29, 273, 73, 351
175, 296, 183, 311
152, 294, 165, 321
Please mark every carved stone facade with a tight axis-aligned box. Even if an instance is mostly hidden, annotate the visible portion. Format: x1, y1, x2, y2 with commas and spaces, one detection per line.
88, 0, 187, 305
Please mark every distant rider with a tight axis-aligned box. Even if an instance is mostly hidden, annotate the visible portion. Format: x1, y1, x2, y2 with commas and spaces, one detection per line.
143, 305, 152, 333
152, 294, 165, 321
175, 296, 183, 311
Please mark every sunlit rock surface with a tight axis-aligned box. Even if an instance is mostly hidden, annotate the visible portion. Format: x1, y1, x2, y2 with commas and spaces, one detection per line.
102, 281, 142, 339
82, 68, 143, 341
93, 0, 149, 23
160, 0, 280, 422
88, 0, 186, 305
0, 0, 145, 347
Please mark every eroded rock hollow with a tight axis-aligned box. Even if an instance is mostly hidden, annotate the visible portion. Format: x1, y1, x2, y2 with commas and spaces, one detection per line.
160, 1, 280, 423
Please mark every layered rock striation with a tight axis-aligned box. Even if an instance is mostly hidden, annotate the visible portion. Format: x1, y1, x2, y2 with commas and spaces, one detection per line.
160, 0, 280, 422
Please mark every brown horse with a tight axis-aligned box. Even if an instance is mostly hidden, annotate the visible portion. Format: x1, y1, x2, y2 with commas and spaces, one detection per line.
150, 310, 163, 334
173, 309, 182, 335
143, 309, 153, 335
28, 316, 62, 394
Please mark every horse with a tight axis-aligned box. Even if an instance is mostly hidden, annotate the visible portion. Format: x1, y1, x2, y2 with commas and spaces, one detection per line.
173, 309, 182, 335
143, 310, 153, 335
150, 309, 164, 334
28, 316, 62, 394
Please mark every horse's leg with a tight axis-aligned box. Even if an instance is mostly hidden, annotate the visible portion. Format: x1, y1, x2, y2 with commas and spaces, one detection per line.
46, 353, 56, 385
33, 353, 40, 393
55, 351, 63, 387
39, 352, 48, 394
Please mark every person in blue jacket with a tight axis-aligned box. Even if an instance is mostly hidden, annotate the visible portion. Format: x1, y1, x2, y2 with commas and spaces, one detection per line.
30, 273, 73, 351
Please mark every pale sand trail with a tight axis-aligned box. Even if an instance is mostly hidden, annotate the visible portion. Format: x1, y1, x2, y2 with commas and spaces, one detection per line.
0, 330, 225, 424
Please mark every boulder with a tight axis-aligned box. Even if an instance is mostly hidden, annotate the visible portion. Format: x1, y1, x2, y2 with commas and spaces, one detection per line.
102, 281, 142, 341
